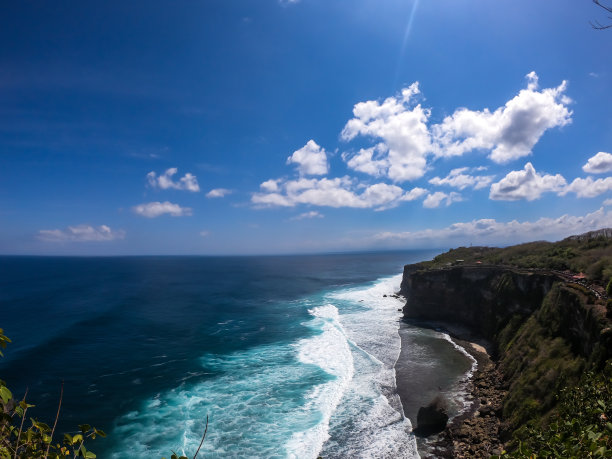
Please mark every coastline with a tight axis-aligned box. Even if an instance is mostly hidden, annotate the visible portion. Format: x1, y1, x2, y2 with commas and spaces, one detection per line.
395, 319, 506, 458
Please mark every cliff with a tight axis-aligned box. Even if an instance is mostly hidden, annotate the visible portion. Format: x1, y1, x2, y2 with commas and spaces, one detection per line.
400, 263, 612, 455
400, 266, 556, 351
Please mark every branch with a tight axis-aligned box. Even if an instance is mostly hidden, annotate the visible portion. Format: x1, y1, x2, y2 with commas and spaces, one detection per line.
192, 415, 209, 459
594, 0, 612, 14
13, 388, 29, 459
592, 0, 612, 29
44, 380, 64, 459
590, 19, 612, 29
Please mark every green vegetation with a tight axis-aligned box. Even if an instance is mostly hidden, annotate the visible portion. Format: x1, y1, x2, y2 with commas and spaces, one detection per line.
1, 328, 209, 459
409, 230, 612, 457
420, 232, 612, 285
0, 328, 106, 458
497, 363, 612, 458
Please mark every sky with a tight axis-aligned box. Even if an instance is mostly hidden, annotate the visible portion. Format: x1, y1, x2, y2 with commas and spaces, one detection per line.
1, 0, 612, 255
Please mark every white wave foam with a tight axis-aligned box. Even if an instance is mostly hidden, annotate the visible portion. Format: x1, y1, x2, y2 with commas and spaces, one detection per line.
285, 304, 354, 458
440, 333, 478, 416
320, 274, 420, 458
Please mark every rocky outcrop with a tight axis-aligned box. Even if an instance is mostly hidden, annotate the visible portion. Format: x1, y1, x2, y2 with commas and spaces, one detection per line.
414, 396, 449, 437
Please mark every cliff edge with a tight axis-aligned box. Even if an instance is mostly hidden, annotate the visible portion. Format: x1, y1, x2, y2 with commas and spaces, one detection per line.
400, 262, 612, 457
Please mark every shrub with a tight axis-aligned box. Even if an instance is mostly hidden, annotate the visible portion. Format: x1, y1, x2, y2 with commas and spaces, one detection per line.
497, 362, 612, 458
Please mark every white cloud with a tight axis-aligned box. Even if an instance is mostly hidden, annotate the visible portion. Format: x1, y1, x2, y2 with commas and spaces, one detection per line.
564, 176, 612, 198
290, 211, 324, 220
147, 168, 200, 192
341, 83, 432, 182
132, 201, 193, 218
38, 225, 125, 242
200, 231, 210, 237
286, 140, 329, 176
432, 72, 572, 164
423, 191, 462, 208
489, 162, 567, 201
252, 176, 415, 210
341, 144, 388, 177
401, 187, 428, 201
260, 179, 280, 193
429, 167, 495, 190
582, 152, 612, 174
604, 198, 612, 206
373, 207, 612, 247
206, 188, 232, 198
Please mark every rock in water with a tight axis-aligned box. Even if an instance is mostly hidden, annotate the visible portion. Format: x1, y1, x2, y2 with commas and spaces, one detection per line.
414, 396, 449, 436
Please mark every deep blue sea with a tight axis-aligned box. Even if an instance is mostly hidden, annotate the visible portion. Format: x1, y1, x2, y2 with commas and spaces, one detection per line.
0, 251, 472, 458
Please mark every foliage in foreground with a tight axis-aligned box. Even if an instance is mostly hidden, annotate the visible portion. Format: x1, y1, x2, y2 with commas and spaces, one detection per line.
497, 363, 612, 458
0, 328, 106, 458
1, 327, 209, 459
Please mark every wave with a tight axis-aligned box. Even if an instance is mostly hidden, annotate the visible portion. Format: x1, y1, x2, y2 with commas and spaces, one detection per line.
107, 304, 355, 458
106, 274, 419, 458
320, 274, 419, 459
285, 305, 354, 458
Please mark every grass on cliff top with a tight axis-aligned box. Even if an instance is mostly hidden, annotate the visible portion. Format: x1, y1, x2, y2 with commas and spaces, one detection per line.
418, 233, 612, 285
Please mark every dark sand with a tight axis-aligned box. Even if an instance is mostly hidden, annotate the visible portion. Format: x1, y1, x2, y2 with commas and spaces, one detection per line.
395, 319, 504, 458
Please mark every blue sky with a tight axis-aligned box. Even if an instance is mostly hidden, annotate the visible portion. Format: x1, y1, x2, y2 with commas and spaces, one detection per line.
1, 0, 611, 255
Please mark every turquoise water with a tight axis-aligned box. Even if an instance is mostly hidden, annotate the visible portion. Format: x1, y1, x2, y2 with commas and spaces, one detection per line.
0, 251, 471, 458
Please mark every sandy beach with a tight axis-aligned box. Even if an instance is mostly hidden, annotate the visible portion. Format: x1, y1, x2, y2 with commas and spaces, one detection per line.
395, 319, 505, 458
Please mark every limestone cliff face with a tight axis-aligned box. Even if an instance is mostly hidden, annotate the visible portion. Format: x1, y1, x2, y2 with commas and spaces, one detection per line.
400, 263, 612, 432
400, 266, 556, 344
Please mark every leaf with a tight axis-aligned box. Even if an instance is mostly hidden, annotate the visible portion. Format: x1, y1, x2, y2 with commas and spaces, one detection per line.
0, 385, 13, 404
597, 399, 606, 410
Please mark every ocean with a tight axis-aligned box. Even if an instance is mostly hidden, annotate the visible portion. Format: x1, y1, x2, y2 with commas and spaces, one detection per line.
0, 251, 473, 458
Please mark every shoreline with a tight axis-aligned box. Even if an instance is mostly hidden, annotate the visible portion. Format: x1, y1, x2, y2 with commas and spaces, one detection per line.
395, 319, 506, 458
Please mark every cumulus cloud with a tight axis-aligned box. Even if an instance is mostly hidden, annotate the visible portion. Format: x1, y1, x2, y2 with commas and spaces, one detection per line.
489, 162, 567, 201
373, 207, 612, 247
38, 225, 125, 242
432, 72, 572, 164
582, 152, 612, 174
429, 167, 495, 190
260, 179, 280, 193
147, 168, 200, 192
341, 83, 432, 182
132, 201, 193, 218
341, 144, 388, 178
604, 198, 612, 206
206, 188, 232, 198
252, 176, 419, 210
423, 191, 462, 208
286, 140, 329, 176
563, 176, 612, 198
401, 187, 428, 201
290, 211, 324, 220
